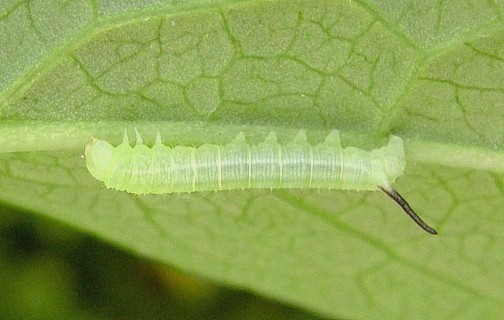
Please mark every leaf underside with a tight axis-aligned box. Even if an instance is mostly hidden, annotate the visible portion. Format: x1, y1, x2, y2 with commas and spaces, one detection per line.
0, 0, 503, 319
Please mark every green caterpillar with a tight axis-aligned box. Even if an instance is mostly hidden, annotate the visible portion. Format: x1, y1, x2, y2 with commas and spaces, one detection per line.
85, 129, 437, 235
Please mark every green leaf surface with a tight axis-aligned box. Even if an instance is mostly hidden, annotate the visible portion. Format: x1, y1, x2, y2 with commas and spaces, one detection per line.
1, 0, 503, 319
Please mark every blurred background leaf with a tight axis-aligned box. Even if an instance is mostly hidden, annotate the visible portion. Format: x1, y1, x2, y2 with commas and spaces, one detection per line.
0, 203, 317, 320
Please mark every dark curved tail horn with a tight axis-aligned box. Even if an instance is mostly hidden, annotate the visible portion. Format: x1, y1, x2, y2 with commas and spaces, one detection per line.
379, 186, 438, 235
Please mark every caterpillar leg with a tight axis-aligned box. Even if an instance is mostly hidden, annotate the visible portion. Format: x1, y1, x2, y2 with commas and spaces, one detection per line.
379, 186, 438, 235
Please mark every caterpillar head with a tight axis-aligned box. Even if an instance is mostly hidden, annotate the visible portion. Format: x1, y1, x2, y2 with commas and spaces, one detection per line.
85, 139, 115, 181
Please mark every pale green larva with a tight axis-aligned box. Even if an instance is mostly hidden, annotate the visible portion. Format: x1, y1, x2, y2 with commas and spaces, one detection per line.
85, 129, 437, 234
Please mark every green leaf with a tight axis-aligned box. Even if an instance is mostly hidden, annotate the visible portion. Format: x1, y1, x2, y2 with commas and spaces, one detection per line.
1, 0, 503, 319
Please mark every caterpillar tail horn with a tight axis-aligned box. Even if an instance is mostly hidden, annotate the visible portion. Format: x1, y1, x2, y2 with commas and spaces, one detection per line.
379, 186, 438, 235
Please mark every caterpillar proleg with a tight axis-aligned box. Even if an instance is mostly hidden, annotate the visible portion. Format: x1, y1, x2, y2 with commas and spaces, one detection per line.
85, 129, 437, 234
